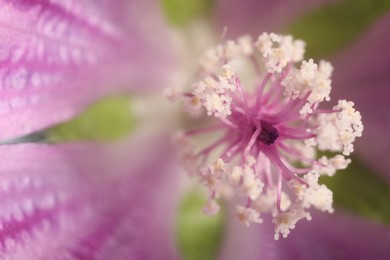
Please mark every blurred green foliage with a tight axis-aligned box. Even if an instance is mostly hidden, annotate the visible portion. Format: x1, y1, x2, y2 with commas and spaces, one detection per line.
321, 157, 390, 224
287, 0, 390, 58
176, 189, 225, 260
162, 0, 214, 26
47, 96, 135, 142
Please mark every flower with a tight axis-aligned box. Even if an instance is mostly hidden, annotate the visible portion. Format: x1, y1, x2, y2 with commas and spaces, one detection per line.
171, 32, 363, 239
198, 1, 390, 258
0, 0, 389, 259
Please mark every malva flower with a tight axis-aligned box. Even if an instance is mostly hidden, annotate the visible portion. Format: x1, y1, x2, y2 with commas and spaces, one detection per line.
0, 0, 389, 259
169, 32, 363, 239
189, 0, 390, 257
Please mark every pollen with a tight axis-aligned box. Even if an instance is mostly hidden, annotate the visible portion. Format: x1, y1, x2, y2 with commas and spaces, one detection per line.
168, 32, 363, 240
236, 205, 263, 227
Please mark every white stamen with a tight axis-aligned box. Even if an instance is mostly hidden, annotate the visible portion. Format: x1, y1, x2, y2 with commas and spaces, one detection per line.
236, 206, 263, 227
316, 100, 363, 155
256, 33, 305, 73
315, 155, 351, 176
282, 59, 333, 115
273, 203, 311, 240
291, 171, 334, 213
172, 31, 362, 240
254, 188, 291, 216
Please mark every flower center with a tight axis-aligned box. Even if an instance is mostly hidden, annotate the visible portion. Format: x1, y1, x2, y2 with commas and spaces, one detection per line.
258, 120, 279, 145
169, 32, 363, 240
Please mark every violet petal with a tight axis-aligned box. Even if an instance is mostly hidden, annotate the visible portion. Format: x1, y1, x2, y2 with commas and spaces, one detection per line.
0, 135, 180, 259
277, 211, 390, 259
0, 0, 177, 140
332, 14, 390, 180
219, 208, 390, 259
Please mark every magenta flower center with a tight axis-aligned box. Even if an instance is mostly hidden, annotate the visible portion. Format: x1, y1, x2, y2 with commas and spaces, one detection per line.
167, 32, 363, 240
257, 120, 279, 145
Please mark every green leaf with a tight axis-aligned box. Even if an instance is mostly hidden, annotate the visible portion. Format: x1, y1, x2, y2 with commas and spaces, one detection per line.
47, 96, 136, 142
287, 0, 390, 58
320, 157, 390, 224
162, 0, 214, 26
176, 189, 225, 260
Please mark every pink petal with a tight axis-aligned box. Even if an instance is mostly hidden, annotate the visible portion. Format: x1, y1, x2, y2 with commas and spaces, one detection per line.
218, 211, 277, 260
214, 0, 338, 37
332, 14, 390, 180
219, 209, 390, 259
0, 0, 177, 140
277, 211, 390, 259
0, 135, 180, 259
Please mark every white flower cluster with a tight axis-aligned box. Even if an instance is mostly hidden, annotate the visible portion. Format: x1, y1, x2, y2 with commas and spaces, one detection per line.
315, 155, 351, 176
294, 171, 334, 213
196, 156, 325, 233
198, 151, 350, 239
192, 36, 257, 118
190, 66, 236, 118
199, 35, 254, 74
176, 132, 352, 238
198, 158, 229, 202
170, 32, 363, 241
256, 32, 305, 73
273, 203, 312, 240
253, 188, 291, 216
316, 100, 363, 155
236, 205, 263, 227
282, 59, 333, 115
228, 156, 264, 200
198, 156, 265, 200
271, 170, 334, 240
193, 156, 266, 223
192, 33, 307, 118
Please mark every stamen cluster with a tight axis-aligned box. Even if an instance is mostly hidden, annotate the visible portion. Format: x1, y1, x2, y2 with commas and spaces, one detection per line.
167, 32, 363, 240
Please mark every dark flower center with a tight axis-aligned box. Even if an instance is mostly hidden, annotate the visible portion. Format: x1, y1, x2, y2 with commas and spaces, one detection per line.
257, 120, 279, 145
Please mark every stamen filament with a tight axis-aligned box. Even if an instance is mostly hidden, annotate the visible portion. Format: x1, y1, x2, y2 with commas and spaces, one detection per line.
171, 32, 362, 239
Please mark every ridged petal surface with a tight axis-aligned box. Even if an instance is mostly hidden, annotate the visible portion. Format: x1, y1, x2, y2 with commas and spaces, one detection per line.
0, 135, 180, 260
0, 0, 176, 140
